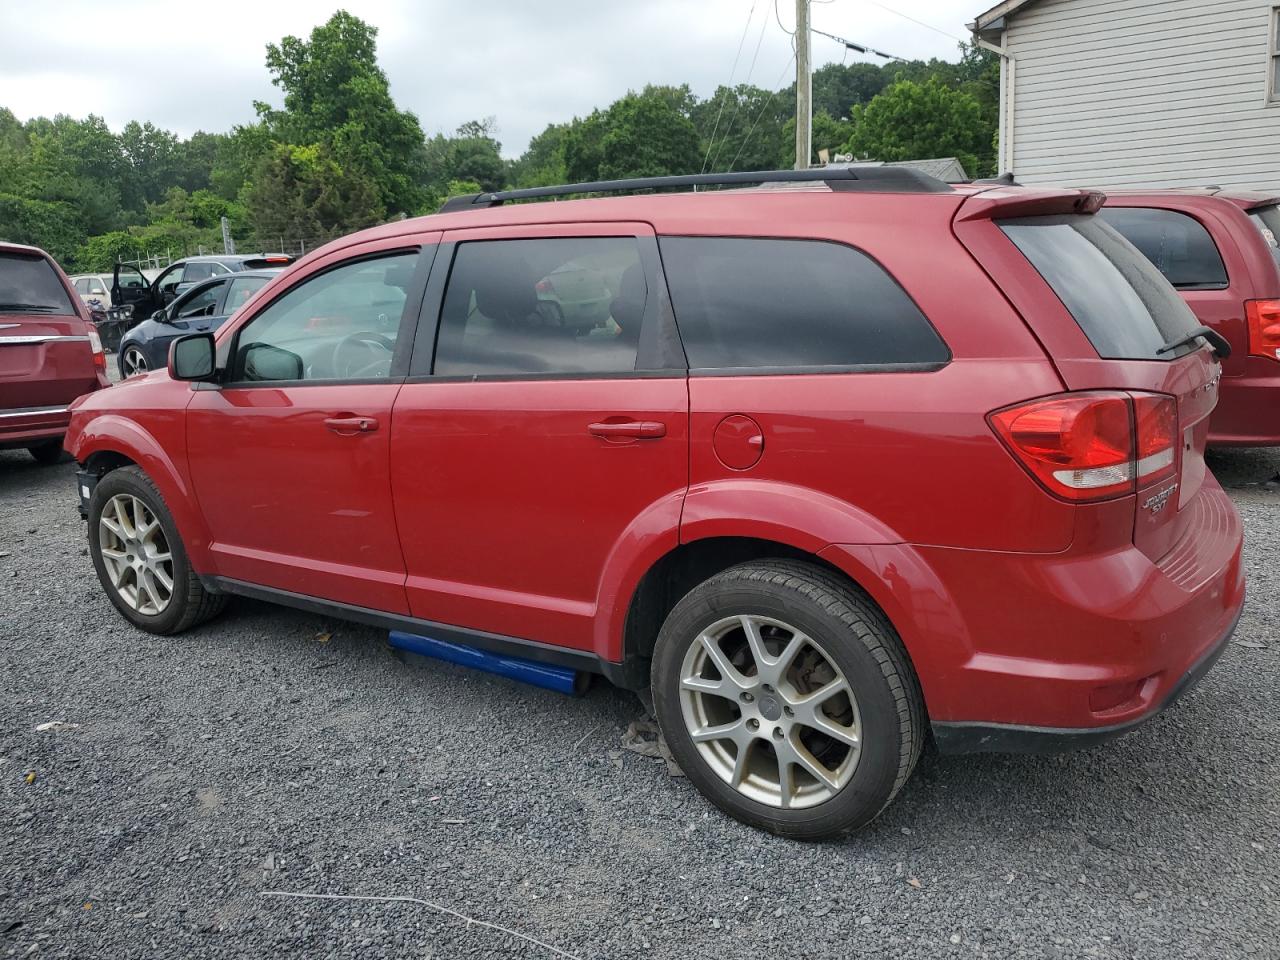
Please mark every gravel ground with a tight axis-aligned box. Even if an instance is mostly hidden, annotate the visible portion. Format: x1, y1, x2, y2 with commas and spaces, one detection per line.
2, 446, 1278, 960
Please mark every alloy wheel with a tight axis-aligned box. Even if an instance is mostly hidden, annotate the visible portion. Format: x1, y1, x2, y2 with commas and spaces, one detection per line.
679, 615, 862, 810
122, 346, 149, 377
98, 494, 174, 616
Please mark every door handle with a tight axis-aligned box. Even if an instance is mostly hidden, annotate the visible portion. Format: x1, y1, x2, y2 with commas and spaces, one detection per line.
325, 415, 379, 435
587, 420, 666, 440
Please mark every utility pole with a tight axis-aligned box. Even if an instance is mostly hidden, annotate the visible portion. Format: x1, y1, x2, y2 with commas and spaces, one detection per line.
794, 0, 811, 170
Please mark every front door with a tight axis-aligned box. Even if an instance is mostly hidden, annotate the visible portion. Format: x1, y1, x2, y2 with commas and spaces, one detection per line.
389, 223, 689, 653
185, 242, 434, 613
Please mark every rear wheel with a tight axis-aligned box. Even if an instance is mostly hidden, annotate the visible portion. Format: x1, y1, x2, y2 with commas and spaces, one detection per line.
651, 560, 924, 839
26, 440, 65, 465
120, 344, 149, 378
88, 466, 226, 634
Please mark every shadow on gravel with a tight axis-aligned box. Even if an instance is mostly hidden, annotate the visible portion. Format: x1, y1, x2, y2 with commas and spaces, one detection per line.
1206, 445, 1280, 488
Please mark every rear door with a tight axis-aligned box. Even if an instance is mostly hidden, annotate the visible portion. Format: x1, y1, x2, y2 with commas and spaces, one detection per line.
0, 250, 97, 411
388, 222, 688, 653
112, 263, 158, 319
956, 197, 1219, 561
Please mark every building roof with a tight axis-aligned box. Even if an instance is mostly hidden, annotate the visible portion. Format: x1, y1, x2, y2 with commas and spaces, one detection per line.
969, 0, 1044, 40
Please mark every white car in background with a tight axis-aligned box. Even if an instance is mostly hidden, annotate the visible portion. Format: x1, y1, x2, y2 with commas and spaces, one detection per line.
69, 274, 114, 309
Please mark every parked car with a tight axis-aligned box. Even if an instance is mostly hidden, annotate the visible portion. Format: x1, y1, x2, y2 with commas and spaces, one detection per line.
111, 253, 295, 324
65, 168, 1244, 838
1, 242, 110, 463
69, 273, 114, 308
117, 269, 283, 378
1098, 189, 1280, 446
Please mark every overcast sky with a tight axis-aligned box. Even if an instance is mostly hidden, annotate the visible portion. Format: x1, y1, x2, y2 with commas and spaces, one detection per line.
0, 1, 977, 157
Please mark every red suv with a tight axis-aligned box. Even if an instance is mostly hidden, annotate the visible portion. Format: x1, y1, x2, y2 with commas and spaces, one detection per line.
1, 242, 110, 462
64, 168, 1244, 838
1099, 189, 1280, 446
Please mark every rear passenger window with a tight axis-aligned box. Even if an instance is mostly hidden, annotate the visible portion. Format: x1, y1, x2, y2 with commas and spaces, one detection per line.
434, 238, 644, 377
1097, 208, 1228, 289
658, 237, 947, 370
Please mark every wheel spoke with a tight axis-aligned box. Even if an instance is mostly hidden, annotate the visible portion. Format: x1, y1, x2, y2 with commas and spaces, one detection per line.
100, 547, 126, 560
793, 676, 849, 707
776, 755, 795, 809
152, 565, 174, 593
699, 634, 750, 690
140, 570, 163, 612
739, 616, 769, 672
690, 717, 745, 744
787, 738, 842, 791
729, 739, 753, 787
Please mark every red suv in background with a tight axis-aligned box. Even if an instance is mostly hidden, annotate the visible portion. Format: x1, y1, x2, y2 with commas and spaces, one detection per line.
64, 168, 1244, 838
0, 242, 110, 463
1099, 189, 1280, 446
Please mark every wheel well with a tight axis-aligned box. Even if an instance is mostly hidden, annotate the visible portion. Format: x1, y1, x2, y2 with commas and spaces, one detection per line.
622, 537, 864, 665
83, 450, 137, 476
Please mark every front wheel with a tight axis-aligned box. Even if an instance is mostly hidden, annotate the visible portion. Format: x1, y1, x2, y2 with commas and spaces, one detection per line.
651, 560, 924, 839
87, 466, 226, 634
119, 343, 150, 378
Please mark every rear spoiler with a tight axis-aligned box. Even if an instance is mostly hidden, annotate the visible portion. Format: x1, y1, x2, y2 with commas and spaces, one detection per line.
241, 255, 296, 269
955, 188, 1106, 222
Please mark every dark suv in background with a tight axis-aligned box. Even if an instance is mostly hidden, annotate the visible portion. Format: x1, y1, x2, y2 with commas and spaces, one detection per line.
111, 253, 294, 324
1099, 189, 1280, 446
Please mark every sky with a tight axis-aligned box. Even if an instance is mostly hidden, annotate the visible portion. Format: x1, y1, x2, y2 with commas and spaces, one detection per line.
0, 1, 978, 158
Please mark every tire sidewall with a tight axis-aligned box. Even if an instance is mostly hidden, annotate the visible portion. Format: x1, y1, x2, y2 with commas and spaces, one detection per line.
653, 575, 907, 839
88, 468, 192, 634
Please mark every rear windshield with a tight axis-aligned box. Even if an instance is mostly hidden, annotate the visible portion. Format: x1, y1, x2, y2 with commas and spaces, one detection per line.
1248, 204, 1280, 265
0, 253, 77, 315
1000, 214, 1202, 361
1097, 207, 1228, 289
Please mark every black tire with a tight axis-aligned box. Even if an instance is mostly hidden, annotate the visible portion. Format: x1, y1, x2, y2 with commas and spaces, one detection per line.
651, 559, 924, 840
87, 465, 227, 634
27, 439, 66, 465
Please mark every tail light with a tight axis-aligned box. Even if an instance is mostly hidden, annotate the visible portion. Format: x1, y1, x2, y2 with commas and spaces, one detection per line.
86, 327, 107, 372
1245, 299, 1280, 361
989, 391, 1178, 502
535, 278, 553, 295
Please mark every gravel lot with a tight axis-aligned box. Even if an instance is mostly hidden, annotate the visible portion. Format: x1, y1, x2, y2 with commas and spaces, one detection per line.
2, 446, 1278, 959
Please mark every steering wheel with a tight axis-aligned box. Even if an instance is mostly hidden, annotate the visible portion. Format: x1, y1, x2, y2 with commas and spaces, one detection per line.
331, 332, 395, 379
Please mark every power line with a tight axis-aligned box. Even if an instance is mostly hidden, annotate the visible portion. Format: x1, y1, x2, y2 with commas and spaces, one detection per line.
727, 52, 797, 172
700, 1, 758, 175
812, 27, 907, 62
708, 8, 772, 172
862, 0, 967, 43
774, 0, 794, 35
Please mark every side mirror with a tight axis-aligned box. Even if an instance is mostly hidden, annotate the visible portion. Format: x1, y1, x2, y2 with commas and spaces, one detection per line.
151, 309, 167, 322
239, 342, 304, 382
169, 333, 217, 382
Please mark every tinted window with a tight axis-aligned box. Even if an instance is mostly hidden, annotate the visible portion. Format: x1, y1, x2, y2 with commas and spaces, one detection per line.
174, 281, 226, 318
658, 237, 947, 369
1001, 215, 1201, 361
1097, 207, 1228, 289
233, 252, 418, 382
225, 276, 271, 313
183, 262, 217, 282
0, 254, 76, 314
156, 264, 184, 295
1249, 204, 1280, 265
435, 238, 643, 376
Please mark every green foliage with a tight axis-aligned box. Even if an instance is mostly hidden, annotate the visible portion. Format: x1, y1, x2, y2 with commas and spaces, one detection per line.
257, 10, 426, 215
0, 19, 1000, 270
844, 78, 989, 178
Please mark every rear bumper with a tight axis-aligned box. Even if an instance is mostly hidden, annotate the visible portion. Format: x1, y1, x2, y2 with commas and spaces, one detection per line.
0, 403, 71, 449
1210, 358, 1280, 446
931, 602, 1240, 753
822, 478, 1246, 754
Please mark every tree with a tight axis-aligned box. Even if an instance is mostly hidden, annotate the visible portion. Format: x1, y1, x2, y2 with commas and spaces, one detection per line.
421, 119, 505, 194
812, 62, 889, 119
691, 84, 790, 172
564, 89, 701, 183
509, 122, 569, 188
844, 78, 989, 177
246, 142, 384, 244
257, 11, 426, 215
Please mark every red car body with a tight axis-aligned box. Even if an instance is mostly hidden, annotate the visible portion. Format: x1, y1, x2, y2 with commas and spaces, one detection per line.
0, 242, 110, 456
64, 182, 1244, 752
1101, 189, 1280, 447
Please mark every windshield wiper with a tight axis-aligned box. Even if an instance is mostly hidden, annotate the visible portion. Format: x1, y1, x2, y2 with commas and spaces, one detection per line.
1157, 325, 1231, 361
0, 302, 60, 313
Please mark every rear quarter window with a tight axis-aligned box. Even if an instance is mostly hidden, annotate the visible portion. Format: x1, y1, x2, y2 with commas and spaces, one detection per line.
1000, 214, 1202, 361
1248, 204, 1280, 265
0, 253, 76, 315
1097, 207, 1228, 289
658, 236, 948, 370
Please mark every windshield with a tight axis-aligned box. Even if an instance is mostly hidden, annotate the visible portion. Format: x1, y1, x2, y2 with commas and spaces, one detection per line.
0, 253, 77, 314
1249, 204, 1280, 265
1000, 214, 1202, 361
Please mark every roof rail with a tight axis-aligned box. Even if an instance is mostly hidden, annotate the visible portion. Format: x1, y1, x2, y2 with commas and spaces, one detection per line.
438, 165, 953, 212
